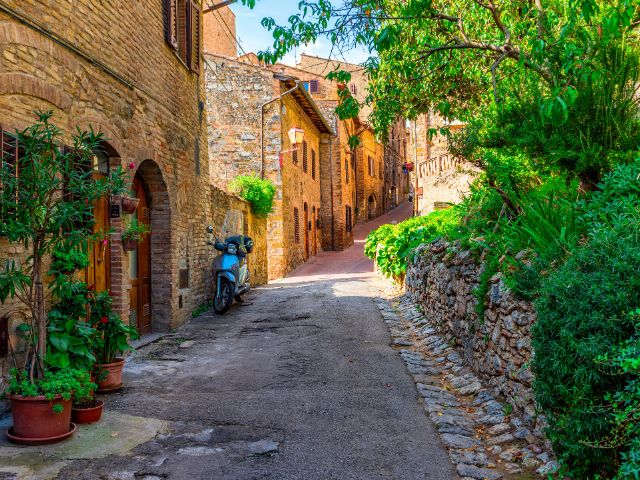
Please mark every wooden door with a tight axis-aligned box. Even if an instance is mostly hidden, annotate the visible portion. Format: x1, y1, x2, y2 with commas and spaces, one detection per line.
129, 177, 152, 334
312, 206, 317, 256
86, 194, 110, 292
303, 203, 309, 259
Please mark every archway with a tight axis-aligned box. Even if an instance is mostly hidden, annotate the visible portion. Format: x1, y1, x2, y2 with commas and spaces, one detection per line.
129, 159, 171, 333
367, 194, 377, 220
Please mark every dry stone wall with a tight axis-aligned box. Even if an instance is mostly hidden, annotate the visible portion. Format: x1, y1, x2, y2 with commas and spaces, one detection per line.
405, 240, 542, 435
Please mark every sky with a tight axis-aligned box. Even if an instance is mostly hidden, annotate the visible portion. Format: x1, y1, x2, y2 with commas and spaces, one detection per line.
229, 0, 371, 66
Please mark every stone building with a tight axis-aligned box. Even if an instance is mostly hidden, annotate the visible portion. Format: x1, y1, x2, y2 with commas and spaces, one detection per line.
355, 124, 385, 223
204, 55, 333, 279
385, 119, 411, 211
0, 0, 267, 353
408, 112, 476, 215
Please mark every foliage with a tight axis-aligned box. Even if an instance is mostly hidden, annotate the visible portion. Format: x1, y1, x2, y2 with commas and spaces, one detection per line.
0, 111, 111, 381
7, 367, 95, 411
365, 209, 459, 278
45, 280, 97, 372
50, 246, 90, 275
108, 162, 137, 196
90, 292, 138, 365
121, 219, 150, 242
229, 174, 276, 218
531, 159, 640, 479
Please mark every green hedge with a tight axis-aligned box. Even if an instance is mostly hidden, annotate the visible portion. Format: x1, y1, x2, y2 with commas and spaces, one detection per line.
365, 209, 459, 278
229, 175, 276, 218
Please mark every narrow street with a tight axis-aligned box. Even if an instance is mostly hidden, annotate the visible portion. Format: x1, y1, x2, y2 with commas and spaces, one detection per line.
54, 202, 457, 480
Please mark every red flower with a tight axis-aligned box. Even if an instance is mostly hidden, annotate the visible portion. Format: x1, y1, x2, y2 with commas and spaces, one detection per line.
100, 316, 108, 324
128, 162, 136, 170
88, 285, 95, 291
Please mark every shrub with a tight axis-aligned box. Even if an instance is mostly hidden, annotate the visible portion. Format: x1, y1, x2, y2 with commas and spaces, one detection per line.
531, 159, 640, 479
365, 209, 459, 278
229, 175, 276, 218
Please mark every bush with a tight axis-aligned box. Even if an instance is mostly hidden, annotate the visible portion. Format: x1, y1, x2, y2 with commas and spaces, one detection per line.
531, 159, 640, 479
365, 209, 459, 278
229, 175, 276, 218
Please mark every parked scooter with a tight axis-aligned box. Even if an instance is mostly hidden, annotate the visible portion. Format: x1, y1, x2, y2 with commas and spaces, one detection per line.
206, 225, 254, 314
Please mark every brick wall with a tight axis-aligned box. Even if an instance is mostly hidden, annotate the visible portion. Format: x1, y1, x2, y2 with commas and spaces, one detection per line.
203, 7, 237, 58
355, 127, 385, 223
0, 1, 261, 347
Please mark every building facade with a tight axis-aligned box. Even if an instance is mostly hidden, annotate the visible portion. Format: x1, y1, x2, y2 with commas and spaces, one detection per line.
0, 0, 266, 350
408, 112, 476, 215
204, 55, 332, 279
203, 4, 237, 57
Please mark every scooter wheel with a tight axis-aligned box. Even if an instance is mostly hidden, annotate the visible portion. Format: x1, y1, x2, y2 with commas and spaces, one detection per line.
214, 278, 234, 314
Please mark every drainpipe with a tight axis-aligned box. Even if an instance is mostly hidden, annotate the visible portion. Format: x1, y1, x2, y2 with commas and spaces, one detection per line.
260, 81, 299, 179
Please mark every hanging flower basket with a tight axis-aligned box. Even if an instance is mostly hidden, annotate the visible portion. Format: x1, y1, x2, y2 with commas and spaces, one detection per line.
121, 196, 140, 215
122, 238, 137, 251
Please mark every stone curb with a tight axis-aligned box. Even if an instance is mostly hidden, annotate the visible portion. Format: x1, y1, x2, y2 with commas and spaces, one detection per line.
370, 279, 559, 479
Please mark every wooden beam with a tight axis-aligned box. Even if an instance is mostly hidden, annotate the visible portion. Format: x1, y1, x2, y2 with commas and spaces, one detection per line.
203, 0, 237, 13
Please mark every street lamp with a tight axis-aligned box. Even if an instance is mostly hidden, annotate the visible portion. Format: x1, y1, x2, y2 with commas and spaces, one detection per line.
287, 127, 305, 149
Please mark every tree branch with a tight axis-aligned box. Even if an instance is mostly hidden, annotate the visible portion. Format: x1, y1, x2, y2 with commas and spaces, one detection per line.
492, 53, 508, 102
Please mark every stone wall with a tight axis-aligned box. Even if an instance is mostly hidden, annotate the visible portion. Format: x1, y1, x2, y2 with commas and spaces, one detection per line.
405, 240, 541, 433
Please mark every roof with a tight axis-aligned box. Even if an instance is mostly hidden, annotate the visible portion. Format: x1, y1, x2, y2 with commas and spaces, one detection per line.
276, 74, 334, 135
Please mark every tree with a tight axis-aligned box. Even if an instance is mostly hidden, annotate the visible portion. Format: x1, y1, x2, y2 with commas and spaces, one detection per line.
249, 0, 640, 188
0, 111, 111, 381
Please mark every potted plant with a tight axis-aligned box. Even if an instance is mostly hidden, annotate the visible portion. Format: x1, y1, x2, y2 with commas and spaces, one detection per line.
91, 292, 139, 392
121, 219, 150, 251
110, 162, 139, 214
5, 368, 94, 444
71, 377, 103, 424
0, 112, 112, 444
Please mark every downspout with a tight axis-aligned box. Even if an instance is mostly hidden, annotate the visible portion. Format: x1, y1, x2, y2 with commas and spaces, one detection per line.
260, 81, 299, 179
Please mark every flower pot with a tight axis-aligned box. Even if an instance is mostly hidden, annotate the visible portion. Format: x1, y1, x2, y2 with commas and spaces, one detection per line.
7, 394, 73, 443
121, 196, 140, 214
72, 400, 104, 424
95, 358, 125, 392
122, 238, 138, 251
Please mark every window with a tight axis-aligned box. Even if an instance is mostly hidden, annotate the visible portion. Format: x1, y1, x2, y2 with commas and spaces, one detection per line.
350, 84, 357, 95
301, 81, 310, 91
294, 207, 300, 243
345, 206, 353, 233
163, 0, 201, 73
302, 141, 308, 172
293, 148, 298, 164
309, 79, 319, 94
311, 149, 316, 180
344, 157, 349, 183
368, 156, 374, 177
0, 128, 21, 233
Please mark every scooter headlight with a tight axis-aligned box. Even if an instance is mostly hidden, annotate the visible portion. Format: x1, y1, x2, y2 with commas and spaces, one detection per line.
227, 243, 238, 255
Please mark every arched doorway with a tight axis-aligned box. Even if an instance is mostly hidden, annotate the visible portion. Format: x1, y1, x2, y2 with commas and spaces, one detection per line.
368, 194, 377, 220
129, 160, 171, 333
303, 202, 309, 259
129, 175, 151, 334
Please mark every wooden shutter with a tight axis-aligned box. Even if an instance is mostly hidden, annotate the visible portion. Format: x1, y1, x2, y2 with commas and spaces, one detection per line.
302, 141, 308, 172
0, 128, 19, 233
292, 148, 298, 164
309, 79, 319, 94
311, 149, 316, 179
177, 0, 188, 63
188, 0, 201, 73
294, 207, 300, 243
163, 0, 178, 48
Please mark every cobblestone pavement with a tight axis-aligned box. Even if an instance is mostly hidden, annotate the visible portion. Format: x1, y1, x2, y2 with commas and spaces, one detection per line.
370, 280, 559, 480
47, 203, 460, 480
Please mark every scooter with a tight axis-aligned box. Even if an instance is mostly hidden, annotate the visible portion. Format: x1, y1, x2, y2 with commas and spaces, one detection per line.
206, 226, 253, 314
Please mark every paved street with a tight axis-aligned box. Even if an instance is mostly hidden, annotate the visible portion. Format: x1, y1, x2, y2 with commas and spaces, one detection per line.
54, 202, 456, 480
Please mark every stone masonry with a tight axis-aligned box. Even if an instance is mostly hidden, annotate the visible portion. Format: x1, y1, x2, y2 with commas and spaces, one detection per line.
404, 240, 543, 436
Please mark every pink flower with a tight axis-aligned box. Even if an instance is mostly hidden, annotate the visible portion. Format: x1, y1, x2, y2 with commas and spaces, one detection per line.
102, 239, 108, 245
128, 162, 136, 170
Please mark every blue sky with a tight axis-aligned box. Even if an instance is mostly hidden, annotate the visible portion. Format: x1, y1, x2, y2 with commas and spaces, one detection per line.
229, 0, 370, 66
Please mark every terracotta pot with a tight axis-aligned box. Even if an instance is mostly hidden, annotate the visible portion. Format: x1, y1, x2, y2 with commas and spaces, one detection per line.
72, 400, 104, 424
95, 358, 125, 392
121, 196, 140, 214
122, 238, 138, 251
7, 394, 72, 440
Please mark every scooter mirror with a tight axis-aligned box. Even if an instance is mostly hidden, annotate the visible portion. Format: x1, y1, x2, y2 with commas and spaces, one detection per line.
206, 225, 214, 234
